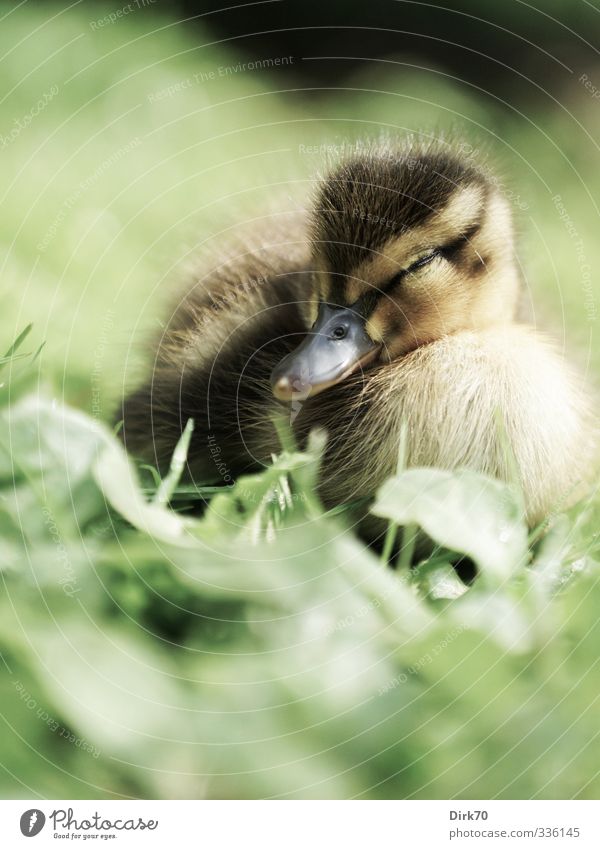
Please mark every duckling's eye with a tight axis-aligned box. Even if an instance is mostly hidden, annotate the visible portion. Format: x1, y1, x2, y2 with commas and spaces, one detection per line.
331, 325, 347, 340
385, 250, 442, 290
407, 250, 441, 272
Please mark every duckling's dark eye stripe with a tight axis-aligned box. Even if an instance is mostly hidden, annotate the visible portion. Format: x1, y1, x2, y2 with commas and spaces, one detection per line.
353, 289, 380, 318
439, 221, 481, 259
326, 220, 482, 316
378, 220, 482, 294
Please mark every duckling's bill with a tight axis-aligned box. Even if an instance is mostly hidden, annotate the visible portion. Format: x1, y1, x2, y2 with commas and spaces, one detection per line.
271, 303, 381, 400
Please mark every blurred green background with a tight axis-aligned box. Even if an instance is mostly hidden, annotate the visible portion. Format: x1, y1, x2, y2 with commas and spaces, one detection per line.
0, 1, 599, 800
3, 0, 599, 407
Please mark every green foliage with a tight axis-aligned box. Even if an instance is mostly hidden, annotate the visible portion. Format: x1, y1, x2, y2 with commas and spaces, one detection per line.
373, 469, 528, 584
1, 387, 599, 799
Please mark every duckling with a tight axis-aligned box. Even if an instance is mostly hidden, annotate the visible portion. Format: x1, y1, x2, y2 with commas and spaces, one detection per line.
120, 140, 595, 536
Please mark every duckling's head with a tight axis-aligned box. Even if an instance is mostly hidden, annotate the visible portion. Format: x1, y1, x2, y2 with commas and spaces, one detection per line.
272, 144, 521, 400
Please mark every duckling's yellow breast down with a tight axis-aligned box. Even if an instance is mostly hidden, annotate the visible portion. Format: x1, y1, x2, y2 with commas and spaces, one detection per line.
301, 324, 595, 528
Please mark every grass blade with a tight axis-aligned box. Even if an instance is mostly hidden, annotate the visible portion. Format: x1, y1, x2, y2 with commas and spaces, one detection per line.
154, 418, 195, 505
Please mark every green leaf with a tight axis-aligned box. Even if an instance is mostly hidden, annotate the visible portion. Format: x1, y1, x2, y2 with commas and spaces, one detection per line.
372, 468, 528, 583
0, 396, 113, 538
0, 395, 111, 489
93, 439, 198, 545
154, 418, 194, 505
198, 429, 326, 543
1, 323, 32, 365
413, 560, 469, 601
